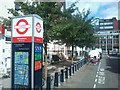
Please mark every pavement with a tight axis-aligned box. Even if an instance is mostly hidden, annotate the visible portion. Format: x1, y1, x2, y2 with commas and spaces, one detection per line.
1, 56, 84, 89
56, 53, 120, 89
1, 54, 119, 89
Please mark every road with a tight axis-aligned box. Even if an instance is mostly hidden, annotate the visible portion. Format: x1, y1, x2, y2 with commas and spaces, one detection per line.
58, 53, 120, 89
1, 53, 120, 89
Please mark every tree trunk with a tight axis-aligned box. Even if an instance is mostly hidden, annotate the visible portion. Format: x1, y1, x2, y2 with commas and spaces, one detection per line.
44, 42, 48, 79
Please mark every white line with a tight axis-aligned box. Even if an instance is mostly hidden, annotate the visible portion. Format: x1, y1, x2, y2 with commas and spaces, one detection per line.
100, 68, 104, 71
99, 71, 105, 76
97, 61, 101, 71
96, 75, 98, 77
93, 84, 96, 88
95, 79, 97, 82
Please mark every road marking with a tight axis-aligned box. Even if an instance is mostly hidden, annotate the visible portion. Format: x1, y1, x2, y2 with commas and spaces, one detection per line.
99, 71, 105, 76
93, 84, 96, 88
100, 68, 104, 71
96, 75, 98, 77
98, 76, 105, 84
97, 62, 101, 71
95, 79, 97, 82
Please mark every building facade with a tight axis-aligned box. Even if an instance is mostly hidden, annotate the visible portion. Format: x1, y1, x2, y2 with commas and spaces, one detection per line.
95, 17, 120, 53
0, 25, 11, 76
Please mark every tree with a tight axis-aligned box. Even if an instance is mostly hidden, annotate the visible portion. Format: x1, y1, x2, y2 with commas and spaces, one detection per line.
49, 4, 96, 63
8, 2, 63, 54
8, 1, 63, 78
0, 17, 11, 28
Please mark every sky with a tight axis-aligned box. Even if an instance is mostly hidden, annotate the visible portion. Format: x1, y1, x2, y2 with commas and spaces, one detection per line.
66, 0, 120, 19
0, 0, 120, 20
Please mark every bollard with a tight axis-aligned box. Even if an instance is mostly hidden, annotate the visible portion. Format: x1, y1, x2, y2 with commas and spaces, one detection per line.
71, 65, 74, 75
79, 61, 82, 68
46, 74, 51, 90
67, 67, 70, 78
64, 69, 66, 82
60, 69, 65, 82
78, 62, 80, 70
65, 67, 68, 79
54, 72, 61, 87
75, 63, 77, 72
73, 63, 76, 73
77, 62, 79, 71
76, 63, 78, 71
85, 59, 87, 64
81, 61, 83, 67
82, 60, 84, 66
69, 66, 72, 77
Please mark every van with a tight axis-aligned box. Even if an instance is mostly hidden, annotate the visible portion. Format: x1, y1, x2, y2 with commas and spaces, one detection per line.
88, 50, 100, 61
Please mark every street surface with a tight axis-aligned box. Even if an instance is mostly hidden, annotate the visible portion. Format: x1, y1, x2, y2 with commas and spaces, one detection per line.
58, 53, 120, 89
1, 53, 120, 89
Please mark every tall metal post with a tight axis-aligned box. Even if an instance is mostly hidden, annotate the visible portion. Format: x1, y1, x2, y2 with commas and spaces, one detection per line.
112, 35, 114, 51
119, 34, 120, 53
106, 35, 107, 52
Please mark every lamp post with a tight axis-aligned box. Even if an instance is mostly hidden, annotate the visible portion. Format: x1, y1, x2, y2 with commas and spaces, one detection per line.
119, 33, 120, 53
106, 35, 107, 52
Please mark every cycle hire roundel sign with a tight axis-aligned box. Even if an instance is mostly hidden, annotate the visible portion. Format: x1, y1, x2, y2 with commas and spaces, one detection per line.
12, 17, 32, 42
34, 16, 43, 43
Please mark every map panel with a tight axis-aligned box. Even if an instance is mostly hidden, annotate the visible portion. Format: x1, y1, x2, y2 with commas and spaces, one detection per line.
15, 52, 28, 64
14, 52, 29, 86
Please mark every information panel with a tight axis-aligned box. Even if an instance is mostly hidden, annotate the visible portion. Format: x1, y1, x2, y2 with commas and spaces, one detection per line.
34, 43, 43, 88
12, 43, 32, 88
14, 52, 29, 85
12, 14, 43, 89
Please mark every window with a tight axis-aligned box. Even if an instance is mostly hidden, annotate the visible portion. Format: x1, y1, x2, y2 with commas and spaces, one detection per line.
100, 23, 104, 25
6, 37, 11, 41
114, 40, 119, 44
5, 64, 7, 67
107, 40, 112, 44
104, 22, 113, 25
113, 35, 119, 38
100, 27, 104, 29
104, 26, 113, 29
3, 49, 5, 53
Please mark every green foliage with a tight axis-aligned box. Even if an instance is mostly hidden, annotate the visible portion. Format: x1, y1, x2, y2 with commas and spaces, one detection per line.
8, 2, 63, 54
50, 4, 96, 49
0, 17, 11, 27
7, 1, 96, 54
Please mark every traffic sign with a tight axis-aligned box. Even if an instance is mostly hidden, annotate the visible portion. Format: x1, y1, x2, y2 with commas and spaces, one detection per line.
36, 22, 41, 33
15, 19, 30, 34
34, 17, 43, 43
12, 17, 32, 42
